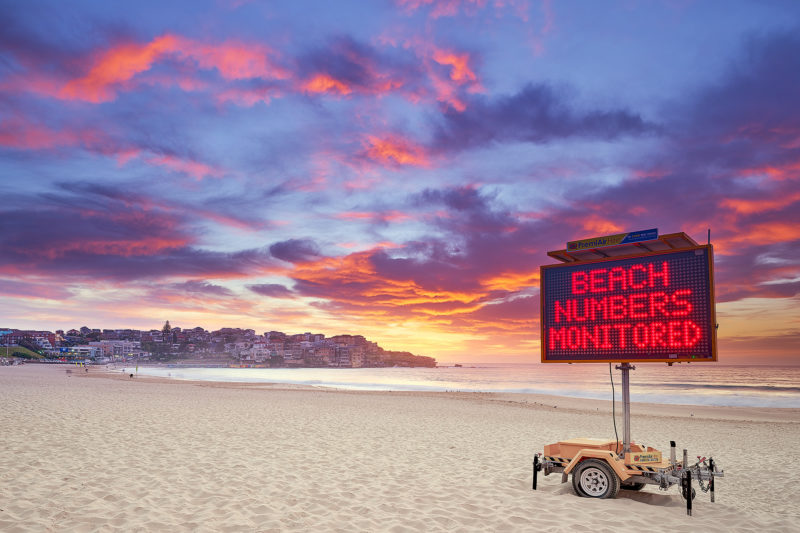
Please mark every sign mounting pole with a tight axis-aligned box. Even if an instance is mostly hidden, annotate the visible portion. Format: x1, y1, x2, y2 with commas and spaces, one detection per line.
615, 362, 634, 457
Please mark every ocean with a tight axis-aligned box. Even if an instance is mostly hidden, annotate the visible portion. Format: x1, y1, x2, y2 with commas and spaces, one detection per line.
129, 363, 800, 408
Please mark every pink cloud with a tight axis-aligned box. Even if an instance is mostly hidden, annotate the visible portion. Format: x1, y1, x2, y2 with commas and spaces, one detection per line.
60, 35, 181, 103
420, 45, 483, 111
146, 155, 226, 180
432, 49, 477, 83
397, 0, 488, 18
57, 34, 288, 103
301, 74, 353, 95
180, 39, 290, 80
336, 210, 414, 223
364, 134, 430, 167
0, 117, 84, 149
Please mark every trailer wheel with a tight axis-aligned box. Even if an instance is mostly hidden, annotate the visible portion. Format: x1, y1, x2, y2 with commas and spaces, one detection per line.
621, 481, 646, 491
681, 485, 696, 501
572, 459, 620, 499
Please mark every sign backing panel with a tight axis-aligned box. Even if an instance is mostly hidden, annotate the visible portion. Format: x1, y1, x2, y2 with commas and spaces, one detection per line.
540, 245, 716, 363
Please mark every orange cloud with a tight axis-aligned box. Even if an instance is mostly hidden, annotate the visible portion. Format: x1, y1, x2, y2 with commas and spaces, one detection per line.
285, 245, 538, 325
721, 191, 800, 215
425, 46, 482, 111
481, 271, 539, 292
278, 246, 541, 360
58, 34, 288, 103
740, 159, 800, 181
581, 216, 624, 235
432, 49, 477, 83
60, 35, 180, 103
182, 41, 290, 80
364, 135, 430, 166
301, 74, 353, 95
716, 221, 800, 253
291, 251, 484, 311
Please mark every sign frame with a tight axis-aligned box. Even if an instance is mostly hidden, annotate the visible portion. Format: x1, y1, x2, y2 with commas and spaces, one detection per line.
540, 244, 717, 364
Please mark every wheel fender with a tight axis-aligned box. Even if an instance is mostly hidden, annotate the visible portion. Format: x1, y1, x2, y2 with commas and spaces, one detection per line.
563, 450, 631, 482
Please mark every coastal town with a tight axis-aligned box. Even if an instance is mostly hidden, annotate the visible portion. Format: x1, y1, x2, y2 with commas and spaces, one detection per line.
0, 322, 436, 368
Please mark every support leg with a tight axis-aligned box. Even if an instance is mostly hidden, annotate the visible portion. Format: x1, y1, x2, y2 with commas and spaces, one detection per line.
686, 470, 693, 516
709, 457, 715, 503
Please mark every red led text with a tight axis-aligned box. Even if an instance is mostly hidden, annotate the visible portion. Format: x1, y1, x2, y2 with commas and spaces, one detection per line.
571, 262, 669, 294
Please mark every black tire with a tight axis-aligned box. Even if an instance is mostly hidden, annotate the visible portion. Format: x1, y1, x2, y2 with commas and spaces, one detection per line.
621, 481, 646, 491
572, 459, 620, 499
681, 485, 697, 501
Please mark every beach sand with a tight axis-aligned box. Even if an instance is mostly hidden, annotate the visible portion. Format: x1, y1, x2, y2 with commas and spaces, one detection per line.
1, 365, 797, 532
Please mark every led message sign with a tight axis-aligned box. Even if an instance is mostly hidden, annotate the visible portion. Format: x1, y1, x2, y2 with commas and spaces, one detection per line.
540, 246, 716, 363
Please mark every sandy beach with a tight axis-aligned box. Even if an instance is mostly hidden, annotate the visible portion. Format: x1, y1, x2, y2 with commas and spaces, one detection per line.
1, 365, 798, 532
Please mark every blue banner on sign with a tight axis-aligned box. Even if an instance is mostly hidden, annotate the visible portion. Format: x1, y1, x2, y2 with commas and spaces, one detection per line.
619, 228, 658, 245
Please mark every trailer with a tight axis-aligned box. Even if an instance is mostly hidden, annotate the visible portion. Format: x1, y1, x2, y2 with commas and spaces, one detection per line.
534, 231, 724, 516
532, 437, 722, 515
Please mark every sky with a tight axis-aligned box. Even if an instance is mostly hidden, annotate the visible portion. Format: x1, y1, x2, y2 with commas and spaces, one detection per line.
1, 0, 799, 364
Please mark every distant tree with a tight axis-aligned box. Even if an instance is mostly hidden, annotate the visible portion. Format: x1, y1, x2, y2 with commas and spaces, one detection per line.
18, 338, 41, 354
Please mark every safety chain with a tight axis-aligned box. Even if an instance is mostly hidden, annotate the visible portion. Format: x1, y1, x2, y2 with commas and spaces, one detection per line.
694, 469, 711, 493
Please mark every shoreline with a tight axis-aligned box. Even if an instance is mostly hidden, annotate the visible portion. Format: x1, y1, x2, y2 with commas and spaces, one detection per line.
98, 363, 800, 422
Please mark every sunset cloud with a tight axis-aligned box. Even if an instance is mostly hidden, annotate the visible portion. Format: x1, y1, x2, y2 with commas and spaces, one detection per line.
432, 48, 477, 84
431, 83, 653, 151
336, 210, 414, 223
0, 116, 85, 150
147, 154, 226, 180
57, 34, 288, 103
248, 283, 295, 298
59, 35, 180, 102
301, 74, 352, 95
363, 135, 430, 167
0, 185, 275, 281
269, 239, 322, 264
1, 2, 798, 362
295, 37, 413, 99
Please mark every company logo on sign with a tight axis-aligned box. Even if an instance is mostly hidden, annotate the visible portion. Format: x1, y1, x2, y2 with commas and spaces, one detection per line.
567, 228, 658, 251
540, 247, 716, 363
632, 452, 662, 464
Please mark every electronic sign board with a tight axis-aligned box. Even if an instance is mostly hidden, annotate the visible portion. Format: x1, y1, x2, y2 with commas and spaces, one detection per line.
540, 246, 716, 363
